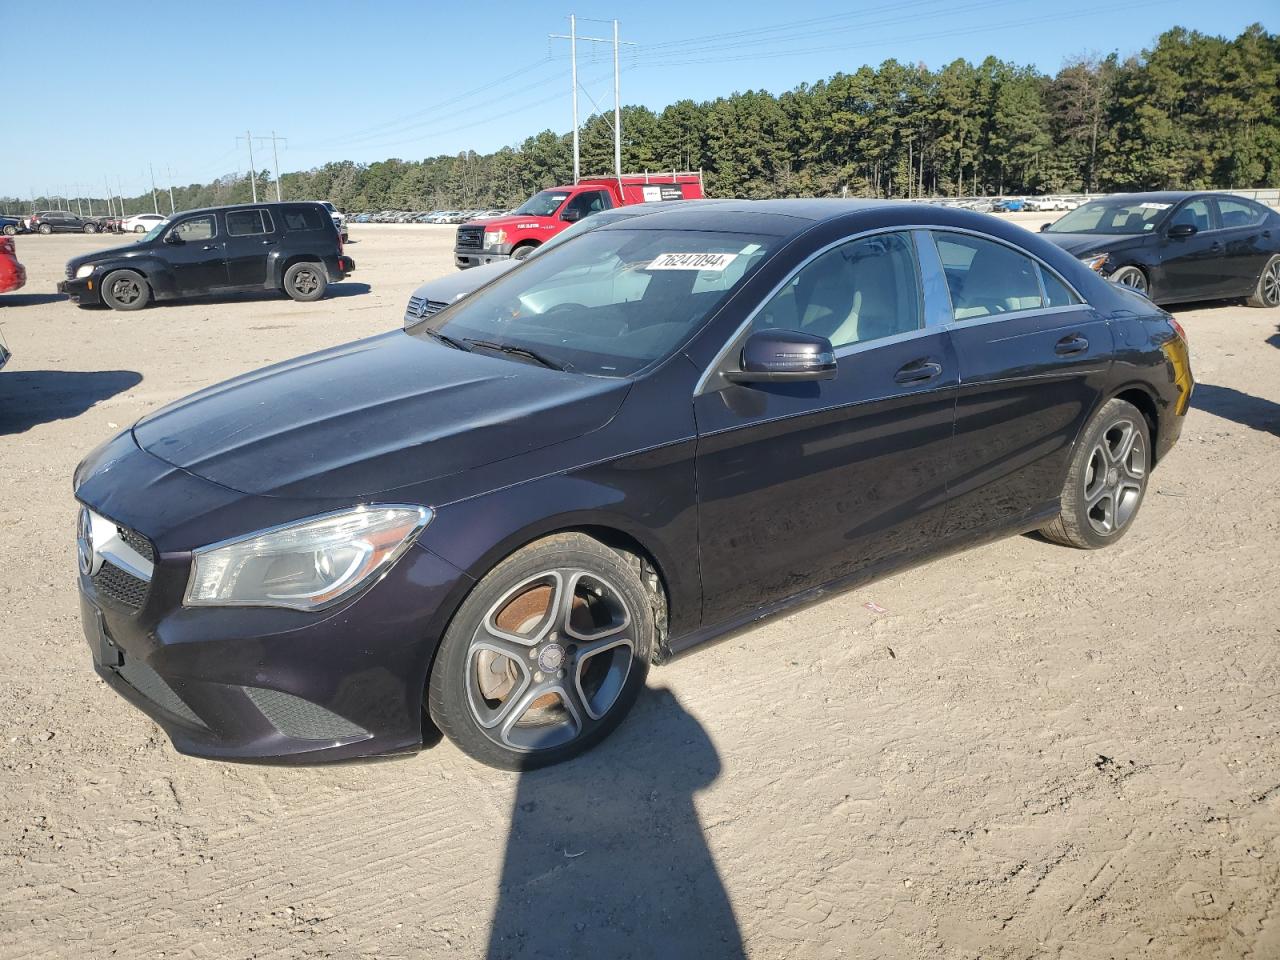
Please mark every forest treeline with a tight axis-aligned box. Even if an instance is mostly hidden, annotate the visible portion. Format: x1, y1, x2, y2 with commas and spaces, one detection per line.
11, 24, 1279, 216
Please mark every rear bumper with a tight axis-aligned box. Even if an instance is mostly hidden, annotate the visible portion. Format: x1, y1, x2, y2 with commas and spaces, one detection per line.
0, 262, 26, 294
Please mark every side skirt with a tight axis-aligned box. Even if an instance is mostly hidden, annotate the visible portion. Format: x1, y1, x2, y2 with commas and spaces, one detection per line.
661, 502, 1060, 663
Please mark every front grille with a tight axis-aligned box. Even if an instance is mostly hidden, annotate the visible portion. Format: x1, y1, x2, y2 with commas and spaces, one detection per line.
242, 686, 368, 741
116, 525, 155, 564
404, 296, 448, 323
456, 225, 483, 250
116, 657, 205, 727
92, 560, 149, 610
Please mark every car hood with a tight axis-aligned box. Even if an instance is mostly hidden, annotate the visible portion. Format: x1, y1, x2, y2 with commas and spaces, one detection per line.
411, 260, 518, 309
67, 240, 153, 270
133, 331, 631, 500
465, 214, 551, 229
1040, 232, 1141, 258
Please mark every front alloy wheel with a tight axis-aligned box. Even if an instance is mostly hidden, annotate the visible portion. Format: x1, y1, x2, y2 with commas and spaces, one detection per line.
1110, 265, 1148, 297
429, 533, 653, 769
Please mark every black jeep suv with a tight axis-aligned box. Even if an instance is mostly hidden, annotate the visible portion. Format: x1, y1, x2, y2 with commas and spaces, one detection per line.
58, 201, 354, 311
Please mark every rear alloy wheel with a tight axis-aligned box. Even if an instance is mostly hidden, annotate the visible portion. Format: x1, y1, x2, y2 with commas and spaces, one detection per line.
38, 223, 52, 235
1110, 265, 1149, 297
1040, 398, 1149, 549
83, 222, 97, 234
283, 261, 327, 302
1246, 254, 1280, 308
429, 533, 653, 770
101, 270, 151, 311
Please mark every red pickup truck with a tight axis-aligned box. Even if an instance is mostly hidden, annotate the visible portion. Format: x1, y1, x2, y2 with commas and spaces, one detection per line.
454, 172, 704, 269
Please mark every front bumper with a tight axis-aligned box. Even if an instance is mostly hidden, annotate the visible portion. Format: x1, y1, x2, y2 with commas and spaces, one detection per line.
57, 275, 96, 302
73, 434, 472, 763
455, 249, 510, 269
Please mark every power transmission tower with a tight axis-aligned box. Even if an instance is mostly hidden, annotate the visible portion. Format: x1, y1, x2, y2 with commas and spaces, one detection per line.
254, 132, 287, 201
237, 132, 258, 203
550, 16, 635, 182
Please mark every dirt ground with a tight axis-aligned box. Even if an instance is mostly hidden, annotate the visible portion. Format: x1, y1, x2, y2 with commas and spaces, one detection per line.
1, 214, 1278, 960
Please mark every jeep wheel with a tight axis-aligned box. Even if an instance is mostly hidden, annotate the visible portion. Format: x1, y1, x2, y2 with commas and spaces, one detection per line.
283, 262, 327, 302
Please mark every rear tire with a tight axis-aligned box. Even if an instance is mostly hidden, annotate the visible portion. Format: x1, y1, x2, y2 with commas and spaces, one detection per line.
2, 224, 15, 236
1246, 254, 1280, 308
283, 261, 327, 302
1040, 398, 1150, 549
428, 533, 653, 770
101, 270, 150, 311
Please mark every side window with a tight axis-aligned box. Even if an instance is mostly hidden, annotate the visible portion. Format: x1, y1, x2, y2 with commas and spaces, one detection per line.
932, 233, 1044, 320
281, 206, 327, 231
564, 191, 609, 219
753, 231, 922, 348
226, 209, 275, 237
171, 215, 216, 242
1040, 268, 1079, 308
1169, 199, 1212, 232
1215, 197, 1267, 229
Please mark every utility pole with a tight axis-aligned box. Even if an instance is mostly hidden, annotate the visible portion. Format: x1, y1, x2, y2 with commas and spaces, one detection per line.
237, 131, 258, 203
149, 163, 160, 214
105, 177, 114, 222
167, 166, 176, 214
550, 17, 635, 182
254, 132, 287, 201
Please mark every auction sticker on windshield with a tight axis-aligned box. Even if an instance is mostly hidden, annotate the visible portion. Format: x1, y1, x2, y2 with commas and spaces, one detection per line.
647, 252, 739, 271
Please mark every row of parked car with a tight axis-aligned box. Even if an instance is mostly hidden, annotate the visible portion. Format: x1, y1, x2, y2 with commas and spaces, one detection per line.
352, 209, 508, 225
0, 210, 172, 236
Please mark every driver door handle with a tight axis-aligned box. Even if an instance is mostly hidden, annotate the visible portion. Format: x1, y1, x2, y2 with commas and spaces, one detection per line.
1055, 334, 1089, 356
894, 359, 943, 384
201, 244, 218, 251
261, 239, 277, 245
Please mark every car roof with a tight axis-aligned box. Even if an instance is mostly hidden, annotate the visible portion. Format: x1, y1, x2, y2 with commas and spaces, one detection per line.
595, 198, 922, 238
166, 200, 328, 218
1090, 191, 1217, 204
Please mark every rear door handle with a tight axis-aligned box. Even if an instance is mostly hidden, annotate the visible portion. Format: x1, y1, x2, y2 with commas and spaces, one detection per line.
261, 239, 277, 245
1055, 334, 1089, 356
894, 359, 943, 384
201, 244, 218, 251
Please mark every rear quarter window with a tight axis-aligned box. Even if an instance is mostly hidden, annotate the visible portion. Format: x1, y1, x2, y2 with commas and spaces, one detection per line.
281, 206, 328, 232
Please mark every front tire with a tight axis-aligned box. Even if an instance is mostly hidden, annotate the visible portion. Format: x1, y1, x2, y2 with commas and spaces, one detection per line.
2, 224, 15, 236
83, 223, 97, 234
1246, 254, 1280, 308
1040, 398, 1150, 549
511, 243, 538, 261
428, 533, 653, 770
1109, 265, 1149, 298
38, 224, 52, 235
134, 225, 146, 234
101, 270, 151, 311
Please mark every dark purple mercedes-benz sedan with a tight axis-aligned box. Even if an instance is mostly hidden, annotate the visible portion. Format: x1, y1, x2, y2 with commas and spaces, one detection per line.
73, 200, 1193, 770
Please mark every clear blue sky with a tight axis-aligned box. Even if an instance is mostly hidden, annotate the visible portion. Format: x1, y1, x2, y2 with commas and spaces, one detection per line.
4, 0, 1273, 199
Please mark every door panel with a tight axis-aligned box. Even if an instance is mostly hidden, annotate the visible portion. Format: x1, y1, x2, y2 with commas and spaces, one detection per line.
161, 214, 227, 294
695, 331, 958, 625
941, 307, 1112, 539
1212, 197, 1273, 295
223, 208, 278, 287
1159, 199, 1227, 300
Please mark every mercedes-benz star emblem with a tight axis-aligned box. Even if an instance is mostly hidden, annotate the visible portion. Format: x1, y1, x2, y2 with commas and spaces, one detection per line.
77, 507, 101, 576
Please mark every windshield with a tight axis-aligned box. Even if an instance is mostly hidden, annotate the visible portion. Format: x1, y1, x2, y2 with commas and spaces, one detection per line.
527, 208, 647, 259
513, 191, 570, 218
141, 221, 168, 242
1045, 198, 1172, 235
417, 227, 774, 377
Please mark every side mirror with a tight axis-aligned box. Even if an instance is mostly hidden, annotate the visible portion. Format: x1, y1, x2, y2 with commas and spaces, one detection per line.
560, 208, 582, 223
1167, 223, 1197, 239
726, 330, 836, 384
1039, 223, 1051, 232
163, 232, 182, 244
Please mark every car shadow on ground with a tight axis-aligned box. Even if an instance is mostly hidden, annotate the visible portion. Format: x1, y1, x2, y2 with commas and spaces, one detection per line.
150, 282, 373, 308
1192, 383, 1280, 438
485, 686, 745, 960
1267, 325, 1280, 350
0, 293, 68, 307
0, 369, 142, 434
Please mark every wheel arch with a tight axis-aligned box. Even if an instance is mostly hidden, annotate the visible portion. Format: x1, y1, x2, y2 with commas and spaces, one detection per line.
1111, 383, 1161, 464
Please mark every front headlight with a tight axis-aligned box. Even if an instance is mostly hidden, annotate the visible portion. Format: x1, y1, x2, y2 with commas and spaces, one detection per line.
483, 229, 507, 250
1080, 253, 1109, 273
75, 264, 95, 279
184, 505, 432, 610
